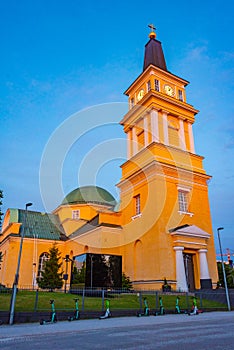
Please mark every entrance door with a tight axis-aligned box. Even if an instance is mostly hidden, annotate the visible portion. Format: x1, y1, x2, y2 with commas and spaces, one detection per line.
183, 253, 195, 291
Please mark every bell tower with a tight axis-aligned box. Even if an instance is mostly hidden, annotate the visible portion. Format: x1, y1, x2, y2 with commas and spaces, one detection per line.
118, 26, 218, 291
121, 25, 197, 158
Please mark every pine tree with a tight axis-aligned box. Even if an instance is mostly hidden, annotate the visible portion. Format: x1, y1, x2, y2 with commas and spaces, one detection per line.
122, 273, 133, 290
37, 243, 63, 291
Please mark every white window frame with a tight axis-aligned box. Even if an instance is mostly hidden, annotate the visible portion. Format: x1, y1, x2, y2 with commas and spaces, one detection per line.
135, 194, 141, 215
178, 190, 188, 212
177, 186, 193, 217
147, 80, 151, 92
154, 79, 160, 92
72, 209, 80, 220
178, 89, 183, 102
37, 252, 49, 278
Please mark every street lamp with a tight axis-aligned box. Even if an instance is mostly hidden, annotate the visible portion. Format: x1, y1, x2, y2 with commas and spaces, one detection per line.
63, 254, 72, 293
90, 254, 93, 289
217, 227, 231, 311
9, 202, 33, 325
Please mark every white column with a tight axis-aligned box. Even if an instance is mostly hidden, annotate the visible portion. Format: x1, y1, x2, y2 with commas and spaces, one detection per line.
173, 246, 188, 292
163, 111, 169, 146
188, 122, 195, 153
127, 131, 131, 159
179, 119, 186, 151
150, 110, 159, 142
132, 127, 137, 156
144, 115, 149, 147
198, 249, 210, 280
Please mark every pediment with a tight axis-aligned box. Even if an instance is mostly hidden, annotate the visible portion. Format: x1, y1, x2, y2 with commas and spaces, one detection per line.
169, 224, 210, 239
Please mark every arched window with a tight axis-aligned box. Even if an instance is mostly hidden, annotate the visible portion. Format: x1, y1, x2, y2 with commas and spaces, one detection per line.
37, 252, 49, 278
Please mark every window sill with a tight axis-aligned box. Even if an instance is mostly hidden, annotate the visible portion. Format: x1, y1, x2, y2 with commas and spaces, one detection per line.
178, 211, 194, 217
131, 213, 142, 220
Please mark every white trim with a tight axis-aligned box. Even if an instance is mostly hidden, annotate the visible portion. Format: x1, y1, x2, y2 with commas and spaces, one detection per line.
132, 127, 137, 155
173, 246, 188, 291
172, 239, 207, 247
150, 110, 159, 142
198, 249, 210, 279
188, 122, 195, 153
170, 225, 211, 239
177, 185, 191, 192
127, 131, 131, 159
131, 213, 142, 220
178, 211, 194, 217
144, 115, 149, 147
179, 119, 186, 151
163, 112, 169, 145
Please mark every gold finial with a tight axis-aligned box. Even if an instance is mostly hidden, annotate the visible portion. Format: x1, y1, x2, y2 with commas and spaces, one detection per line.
148, 23, 156, 39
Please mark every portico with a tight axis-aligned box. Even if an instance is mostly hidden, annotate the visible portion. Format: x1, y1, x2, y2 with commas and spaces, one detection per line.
170, 225, 212, 290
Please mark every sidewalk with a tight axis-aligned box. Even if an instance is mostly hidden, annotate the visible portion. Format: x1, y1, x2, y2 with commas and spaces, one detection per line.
1, 311, 234, 341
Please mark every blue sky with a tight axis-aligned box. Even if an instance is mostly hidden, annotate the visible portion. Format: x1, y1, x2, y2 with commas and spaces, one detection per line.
0, 0, 233, 256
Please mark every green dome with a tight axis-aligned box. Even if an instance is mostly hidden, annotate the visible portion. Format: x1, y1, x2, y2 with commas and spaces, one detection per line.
62, 186, 116, 207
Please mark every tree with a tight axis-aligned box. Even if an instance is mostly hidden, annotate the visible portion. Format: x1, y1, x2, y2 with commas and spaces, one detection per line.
0, 190, 3, 231
72, 263, 86, 284
109, 255, 122, 288
85, 254, 109, 288
37, 243, 63, 291
217, 262, 234, 288
122, 273, 133, 290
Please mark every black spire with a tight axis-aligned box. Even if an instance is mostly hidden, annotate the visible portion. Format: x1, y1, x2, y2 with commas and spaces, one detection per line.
143, 27, 167, 71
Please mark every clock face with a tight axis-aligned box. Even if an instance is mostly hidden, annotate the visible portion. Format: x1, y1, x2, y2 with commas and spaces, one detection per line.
137, 89, 144, 101
164, 85, 174, 97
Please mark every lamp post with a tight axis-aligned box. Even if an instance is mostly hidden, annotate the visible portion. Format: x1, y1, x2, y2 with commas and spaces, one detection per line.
90, 254, 93, 289
63, 254, 72, 293
217, 227, 231, 311
9, 202, 33, 325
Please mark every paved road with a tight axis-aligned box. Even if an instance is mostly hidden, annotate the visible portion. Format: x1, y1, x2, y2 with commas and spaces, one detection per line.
1, 311, 234, 349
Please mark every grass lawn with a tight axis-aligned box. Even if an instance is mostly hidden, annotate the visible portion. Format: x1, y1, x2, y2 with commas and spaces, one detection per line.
0, 290, 227, 312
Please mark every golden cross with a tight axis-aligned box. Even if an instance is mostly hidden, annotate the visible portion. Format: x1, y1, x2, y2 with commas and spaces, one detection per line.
148, 24, 156, 32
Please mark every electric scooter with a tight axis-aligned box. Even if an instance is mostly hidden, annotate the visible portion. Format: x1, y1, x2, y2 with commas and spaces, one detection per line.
155, 297, 165, 316
137, 297, 150, 317
99, 299, 111, 319
68, 298, 80, 321
40, 299, 57, 325
175, 296, 181, 314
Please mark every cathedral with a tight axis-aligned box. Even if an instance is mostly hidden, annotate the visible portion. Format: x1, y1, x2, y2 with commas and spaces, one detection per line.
0, 27, 218, 291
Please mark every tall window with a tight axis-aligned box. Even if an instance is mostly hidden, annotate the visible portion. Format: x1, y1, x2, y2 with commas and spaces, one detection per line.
147, 80, 151, 92
135, 194, 141, 215
178, 190, 188, 212
154, 79, 160, 92
37, 252, 49, 278
130, 97, 135, 108
178, 89, 183, 101
72, 210, 80, 220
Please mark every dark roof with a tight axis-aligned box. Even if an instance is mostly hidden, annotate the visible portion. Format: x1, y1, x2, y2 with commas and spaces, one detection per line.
61, 186, 117, 207
143, 38, 167, 71
18, 209, 66, 241
70, 214, 122, 239
169, 224, 190, 233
